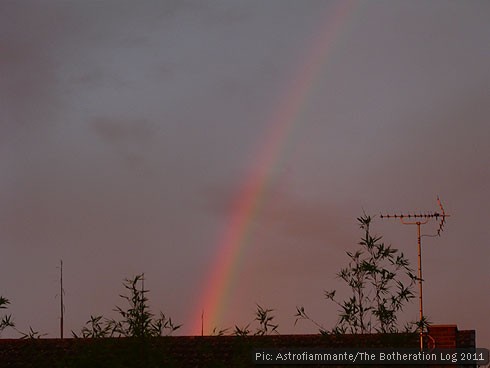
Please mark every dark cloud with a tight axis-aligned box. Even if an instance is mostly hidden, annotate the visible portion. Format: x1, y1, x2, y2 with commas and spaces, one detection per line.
90, 117, 161, 169
92, 117, 156, 145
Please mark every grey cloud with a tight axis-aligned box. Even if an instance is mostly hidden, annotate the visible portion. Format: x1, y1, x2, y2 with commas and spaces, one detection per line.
92, 117, 156, 145
0, 2, 62, 133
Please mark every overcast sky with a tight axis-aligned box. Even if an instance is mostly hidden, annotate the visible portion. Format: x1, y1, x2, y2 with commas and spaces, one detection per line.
1, 0, 489, 347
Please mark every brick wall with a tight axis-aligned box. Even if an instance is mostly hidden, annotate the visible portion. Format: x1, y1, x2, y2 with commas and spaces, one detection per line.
0, 324, 476, 367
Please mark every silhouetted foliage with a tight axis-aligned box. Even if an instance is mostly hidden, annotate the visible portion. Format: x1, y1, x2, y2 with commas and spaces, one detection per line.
17, 326, 47, 339
211, 304, 279, 336
73, 274, 180, 338
0, 296, 14, 336
76, 315, 112, 338
296, 214, 418, 333
211, 326, 230, 336
404, 315, 431, 334
254, 304, 279, 335
233, 304, 278, 336
0, 295, 44, 338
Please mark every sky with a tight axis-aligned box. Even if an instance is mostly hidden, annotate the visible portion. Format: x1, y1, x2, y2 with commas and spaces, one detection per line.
1, 0, 489, 347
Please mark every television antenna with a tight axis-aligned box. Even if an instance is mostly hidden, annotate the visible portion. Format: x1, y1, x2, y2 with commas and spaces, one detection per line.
56, 259, 65, 339
380, 197, 449, 350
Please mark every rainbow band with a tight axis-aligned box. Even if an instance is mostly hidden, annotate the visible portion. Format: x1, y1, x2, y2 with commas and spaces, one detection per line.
190, 0, 357, 335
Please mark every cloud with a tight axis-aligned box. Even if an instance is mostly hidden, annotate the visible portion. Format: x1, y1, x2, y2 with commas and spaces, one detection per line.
203, 180, 354, 249
92, 117, 156, 145
90, 117, 160, 169
0, 2, 63, 138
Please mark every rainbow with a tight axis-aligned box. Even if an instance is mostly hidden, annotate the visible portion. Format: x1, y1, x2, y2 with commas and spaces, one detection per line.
190, 0, 357, 335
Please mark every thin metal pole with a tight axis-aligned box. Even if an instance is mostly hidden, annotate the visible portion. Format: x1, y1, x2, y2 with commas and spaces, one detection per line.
417, 222, 423, 350
399, 219, 427, 350
60, 260, 64, 339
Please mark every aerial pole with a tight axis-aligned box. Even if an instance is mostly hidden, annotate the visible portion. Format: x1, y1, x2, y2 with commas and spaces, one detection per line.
59, 259, 64, 339
381, 197, 449, 350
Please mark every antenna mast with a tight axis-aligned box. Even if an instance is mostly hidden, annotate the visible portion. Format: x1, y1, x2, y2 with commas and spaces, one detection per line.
380, 197, 449, 350
60, 259, 64, 339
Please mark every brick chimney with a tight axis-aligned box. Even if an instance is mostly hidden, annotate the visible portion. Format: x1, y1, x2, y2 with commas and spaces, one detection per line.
428, 324, 476, 349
